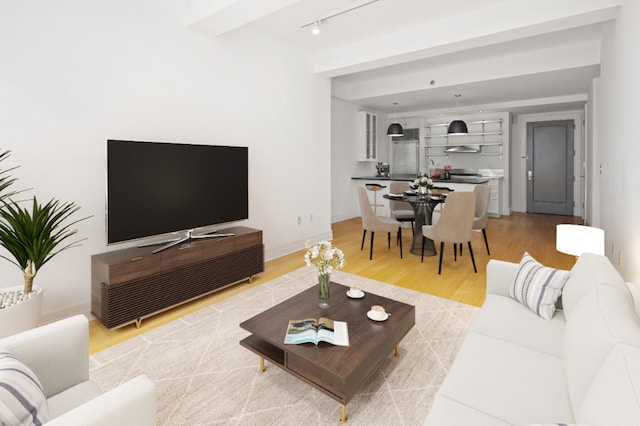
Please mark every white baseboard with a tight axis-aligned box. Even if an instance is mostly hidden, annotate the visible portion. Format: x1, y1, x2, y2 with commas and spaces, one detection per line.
39, 302, 93, 326
332, 213, 358, 223
265, 230, 333, 262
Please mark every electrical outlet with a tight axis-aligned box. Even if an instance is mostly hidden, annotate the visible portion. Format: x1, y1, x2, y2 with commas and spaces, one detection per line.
297, 216, 301, 225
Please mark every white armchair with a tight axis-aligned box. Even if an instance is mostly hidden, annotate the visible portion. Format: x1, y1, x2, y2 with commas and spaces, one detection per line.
0, 315, 156, 425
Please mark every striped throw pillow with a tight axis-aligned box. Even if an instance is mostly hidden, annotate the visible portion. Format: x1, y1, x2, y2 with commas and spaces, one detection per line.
0, 350, 50, 426
509, 252, 570, 320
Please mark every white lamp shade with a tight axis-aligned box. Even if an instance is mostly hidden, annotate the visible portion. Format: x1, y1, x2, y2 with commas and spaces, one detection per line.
556, 224, 605, 256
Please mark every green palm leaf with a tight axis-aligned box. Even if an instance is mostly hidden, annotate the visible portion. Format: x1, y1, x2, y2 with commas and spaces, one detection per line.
0, 196, 89, 293
0, 149, 89, 293
0, 150, 19, 202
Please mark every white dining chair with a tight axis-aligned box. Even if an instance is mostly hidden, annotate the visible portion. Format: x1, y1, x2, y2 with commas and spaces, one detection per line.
357, 186, 403, 260
472, 184, 492, 254
388, 181, 414, 232
422, 191, 477, 274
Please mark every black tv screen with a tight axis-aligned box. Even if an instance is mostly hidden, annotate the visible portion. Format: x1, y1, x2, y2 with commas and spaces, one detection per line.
106, 140, 248, 244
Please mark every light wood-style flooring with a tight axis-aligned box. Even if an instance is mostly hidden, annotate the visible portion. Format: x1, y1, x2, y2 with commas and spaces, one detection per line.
89, 212, 581, 354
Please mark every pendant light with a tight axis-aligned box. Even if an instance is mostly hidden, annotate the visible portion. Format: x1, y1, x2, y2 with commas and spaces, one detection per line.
387, 102, 404, 137
447, 94, 468, 135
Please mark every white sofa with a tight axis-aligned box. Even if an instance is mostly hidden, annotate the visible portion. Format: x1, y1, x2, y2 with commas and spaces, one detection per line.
0, 314, 156, 425
425, 253, 640, 425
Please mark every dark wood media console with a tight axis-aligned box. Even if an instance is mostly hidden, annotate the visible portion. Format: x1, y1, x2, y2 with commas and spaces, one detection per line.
91, 226, 264, 329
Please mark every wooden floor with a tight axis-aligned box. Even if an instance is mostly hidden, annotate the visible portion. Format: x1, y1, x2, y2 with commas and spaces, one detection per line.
89, 212, 581, 354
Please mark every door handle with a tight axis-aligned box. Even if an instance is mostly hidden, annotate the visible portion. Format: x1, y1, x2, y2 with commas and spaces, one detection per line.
527, 170, 533, 180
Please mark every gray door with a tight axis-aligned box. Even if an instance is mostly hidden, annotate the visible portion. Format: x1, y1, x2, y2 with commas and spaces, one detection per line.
526, 120, 574, 215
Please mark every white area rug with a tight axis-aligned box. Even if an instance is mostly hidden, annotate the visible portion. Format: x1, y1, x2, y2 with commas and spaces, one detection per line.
90, 268, 479, 425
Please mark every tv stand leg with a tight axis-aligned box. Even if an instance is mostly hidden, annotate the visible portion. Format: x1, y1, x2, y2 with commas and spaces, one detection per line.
259, 357, 265, 373
340, 404, 347, 423
135, 318, 142, 329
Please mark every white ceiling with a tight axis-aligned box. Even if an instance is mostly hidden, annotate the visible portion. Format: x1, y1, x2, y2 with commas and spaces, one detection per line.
187, 0, 621, 116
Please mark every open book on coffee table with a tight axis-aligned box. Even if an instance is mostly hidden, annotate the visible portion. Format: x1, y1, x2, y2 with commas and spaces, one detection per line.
284, 317, 349, 346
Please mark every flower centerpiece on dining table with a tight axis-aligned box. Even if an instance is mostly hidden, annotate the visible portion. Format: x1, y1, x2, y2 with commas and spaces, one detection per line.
410, 173, 433, 198
304, 240, 346, 308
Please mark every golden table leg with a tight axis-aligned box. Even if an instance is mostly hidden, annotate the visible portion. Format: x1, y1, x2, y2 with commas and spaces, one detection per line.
259, 357, 265, 373
340, 404, 347, 423
395, 345, 400, 357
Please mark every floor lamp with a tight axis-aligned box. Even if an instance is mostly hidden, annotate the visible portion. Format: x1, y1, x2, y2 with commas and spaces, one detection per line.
556, 224, 605, 257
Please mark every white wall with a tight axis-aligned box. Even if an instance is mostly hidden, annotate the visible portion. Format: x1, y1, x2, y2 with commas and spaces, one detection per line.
586, 78, 601, 227
331, 98, 360, 223
598, 0, 640, 282
331, 98, 386, 223
0, 0, 332, 322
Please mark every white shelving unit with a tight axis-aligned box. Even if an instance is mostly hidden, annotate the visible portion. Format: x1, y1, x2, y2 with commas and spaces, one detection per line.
425, 119, 503, 159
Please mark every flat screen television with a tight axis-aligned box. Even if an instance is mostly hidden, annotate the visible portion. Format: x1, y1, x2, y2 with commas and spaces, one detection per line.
106, 140, 248, 250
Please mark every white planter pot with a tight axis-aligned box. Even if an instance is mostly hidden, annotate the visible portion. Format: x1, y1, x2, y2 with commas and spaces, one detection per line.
0, 285, 43, 339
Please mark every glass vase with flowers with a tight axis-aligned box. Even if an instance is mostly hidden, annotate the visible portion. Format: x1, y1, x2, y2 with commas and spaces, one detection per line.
443, 164, 453, 180
304, 240, 346, 308
410, 174, 433, 199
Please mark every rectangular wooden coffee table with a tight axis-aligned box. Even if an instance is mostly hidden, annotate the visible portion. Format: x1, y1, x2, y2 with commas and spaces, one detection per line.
239, 281, 415, 423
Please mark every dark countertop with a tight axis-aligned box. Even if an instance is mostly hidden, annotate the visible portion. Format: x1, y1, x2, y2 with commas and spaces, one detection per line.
434, 176, 490, 184
351, 175, 415, 181
351, 175, 490, 184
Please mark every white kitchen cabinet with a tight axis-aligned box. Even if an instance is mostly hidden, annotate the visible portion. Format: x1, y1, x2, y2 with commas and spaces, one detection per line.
435, 182, 476, 192
487, 179, 501, 217
356, 111, 377, 161
436, 181, 500, 216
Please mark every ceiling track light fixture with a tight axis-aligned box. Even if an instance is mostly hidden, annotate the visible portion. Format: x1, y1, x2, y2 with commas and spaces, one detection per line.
301, 0, 380, 35
387, 102, 404, 137
447, 93, 468, 135
311, 21, 321, 35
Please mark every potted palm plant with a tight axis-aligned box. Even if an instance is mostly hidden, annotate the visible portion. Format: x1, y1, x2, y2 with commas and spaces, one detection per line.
0, 149, 89, 337
0, 150, 18, 199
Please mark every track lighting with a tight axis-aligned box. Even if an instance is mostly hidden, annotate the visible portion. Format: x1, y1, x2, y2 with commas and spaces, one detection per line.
311, 21, 320, 35
301, 0, 380, 35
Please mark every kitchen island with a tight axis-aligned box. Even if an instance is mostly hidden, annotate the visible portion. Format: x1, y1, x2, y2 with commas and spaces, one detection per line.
352, 174, 503, 219
352, 168, 504, 217
352, 176, 483, 223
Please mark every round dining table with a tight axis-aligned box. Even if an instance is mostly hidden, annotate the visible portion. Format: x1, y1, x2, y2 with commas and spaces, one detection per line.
383, 193, 445, 256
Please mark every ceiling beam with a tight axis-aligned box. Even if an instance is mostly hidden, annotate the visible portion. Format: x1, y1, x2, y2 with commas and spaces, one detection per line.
343, 39, 601, 102
187, 0, 304, 36
409, 93, 589, 117
313, 0, 620, 78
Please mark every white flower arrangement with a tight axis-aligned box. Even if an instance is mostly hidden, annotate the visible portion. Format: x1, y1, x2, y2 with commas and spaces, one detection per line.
410, 173, 433, 189
304, 240, 345, 276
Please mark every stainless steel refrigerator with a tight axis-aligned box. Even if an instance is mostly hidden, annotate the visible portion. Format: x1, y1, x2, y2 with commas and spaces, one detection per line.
391, 128, 419, 177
